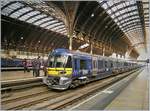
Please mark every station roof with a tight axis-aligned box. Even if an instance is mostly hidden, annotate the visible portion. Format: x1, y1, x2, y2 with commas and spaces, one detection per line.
1, 0, 149, 58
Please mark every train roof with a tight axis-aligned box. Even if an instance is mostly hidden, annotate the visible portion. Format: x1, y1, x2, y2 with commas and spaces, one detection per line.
51, 48, 137, 63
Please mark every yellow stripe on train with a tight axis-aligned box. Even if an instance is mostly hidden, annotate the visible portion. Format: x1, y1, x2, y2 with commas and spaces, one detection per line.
47, 68, 72, 76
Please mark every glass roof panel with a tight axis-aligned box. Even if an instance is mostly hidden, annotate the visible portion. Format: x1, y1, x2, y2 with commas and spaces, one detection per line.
41, 22, 63, 28
102, 3, 108, 9
19, 11, 41, 21
116, 3, 124, 9
26, 14, 47, 23
34, 17, 52, 25
18, 7, 33, 13
107, 1, 114, 6
10, 11, 22, 18
111, 6, 117, 12
55, 28, 66, 32
7, 2, 24, 10
1, 0, 11, 7
2, 7, 14, 16
51, 25, 65, 30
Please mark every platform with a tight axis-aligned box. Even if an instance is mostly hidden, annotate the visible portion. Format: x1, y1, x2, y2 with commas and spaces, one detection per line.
105, 66, 149, 110
1, 70, 45, 81
69, 66, 149, 110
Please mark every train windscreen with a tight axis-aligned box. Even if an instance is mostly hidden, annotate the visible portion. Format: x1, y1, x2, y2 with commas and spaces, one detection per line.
48, 53, 73, 68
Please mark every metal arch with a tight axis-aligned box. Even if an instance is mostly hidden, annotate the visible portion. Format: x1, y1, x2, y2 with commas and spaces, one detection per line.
34, 29, 52, 50
106, 3, 137, 17
31, 16, 48, 24
105, 26, 123, 43
95, 17, 116, 42
43, 21, 60, 29
80, 4, 101, 31
27, 28, 45, 49
38, 18, 55, 26
44, 32, 62, 51
32, 29, 52, 50
100, 21, 119, 43
1, 1, 18, 10
41, 31, 58, 51
112, 9, 138, 22
102, 18, 122, 40
23, 12, 42, 22
8, 5, 27, 16
93, 14, 111, 40
117, 16, 140, 26
102, 1, 125, 11
16, 9, 35, 19
46, 33, 63, 51
51, 35, 67, 50
124, 26, 142, 33
21, 1, 65, 24
88, 9, 105, 36
103, 25, 123, 43
131, 42, 144, 47
121, 23, 141, 31
74, 2, 91, 31
51, 26, 65, 32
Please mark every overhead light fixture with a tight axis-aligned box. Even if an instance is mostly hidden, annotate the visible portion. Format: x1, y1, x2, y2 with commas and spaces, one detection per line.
21, 37, 23, 39
38, 41, 40, 43
78, 43, 89, 49
91, 13, 94, 17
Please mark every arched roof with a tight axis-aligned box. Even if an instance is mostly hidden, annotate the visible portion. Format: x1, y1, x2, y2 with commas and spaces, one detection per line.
1, 0, 149, 58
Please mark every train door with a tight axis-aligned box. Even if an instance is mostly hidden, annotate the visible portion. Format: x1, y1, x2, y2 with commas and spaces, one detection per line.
92, 56, 98, 76
98, 58, 104, 73
72, 57, 80, 78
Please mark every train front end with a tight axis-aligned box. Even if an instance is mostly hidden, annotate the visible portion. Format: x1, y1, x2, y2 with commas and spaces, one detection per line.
43, 49, 73, 90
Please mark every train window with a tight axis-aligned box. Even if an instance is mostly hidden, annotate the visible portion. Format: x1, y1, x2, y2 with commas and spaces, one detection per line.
105, 61, 107, 67
110, 62, 113, 68
74, 59, 78, 70
66, 56, 72, 68
80, 59, 87, 70
98, 60, 103, 69
93, 60, 97, 68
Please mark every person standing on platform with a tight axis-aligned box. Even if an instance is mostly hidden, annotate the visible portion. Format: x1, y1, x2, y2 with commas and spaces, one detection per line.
35, 56, 41, 77
32, 58, 36, 77
43, 60, 47, 76
23, 58, 27, 73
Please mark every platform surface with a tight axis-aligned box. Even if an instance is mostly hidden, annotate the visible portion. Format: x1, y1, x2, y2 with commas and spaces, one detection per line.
105, 66, 149, 110
1, 70, 44, 81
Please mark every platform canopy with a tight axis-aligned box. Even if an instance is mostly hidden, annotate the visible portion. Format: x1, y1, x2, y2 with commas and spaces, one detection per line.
1, 0, 149, 58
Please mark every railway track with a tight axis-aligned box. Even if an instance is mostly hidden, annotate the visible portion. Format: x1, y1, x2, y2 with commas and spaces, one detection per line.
1, 68, 143, 110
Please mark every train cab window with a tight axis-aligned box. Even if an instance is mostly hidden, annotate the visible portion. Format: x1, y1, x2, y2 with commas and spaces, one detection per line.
66, 56, 72, 68
80, 59, 87, 70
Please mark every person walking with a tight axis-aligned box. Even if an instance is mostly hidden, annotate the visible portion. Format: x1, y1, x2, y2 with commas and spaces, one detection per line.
32, 58, 36, 77
23, 58, 27, 73
43, 60, 47, 76
35, 56, 41, 77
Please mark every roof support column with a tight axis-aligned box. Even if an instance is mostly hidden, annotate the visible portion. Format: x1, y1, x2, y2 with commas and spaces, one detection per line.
69, 34, 73, 50
102, 47, 105, 56
90, 42, 93, 54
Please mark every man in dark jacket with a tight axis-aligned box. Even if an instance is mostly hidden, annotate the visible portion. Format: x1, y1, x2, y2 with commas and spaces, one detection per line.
35, 56, 41, 77
32, 58, 36, 77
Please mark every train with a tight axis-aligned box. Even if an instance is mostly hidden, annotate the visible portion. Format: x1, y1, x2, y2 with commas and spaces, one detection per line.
1, 58, 24, 67
43, 48, 142, 90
